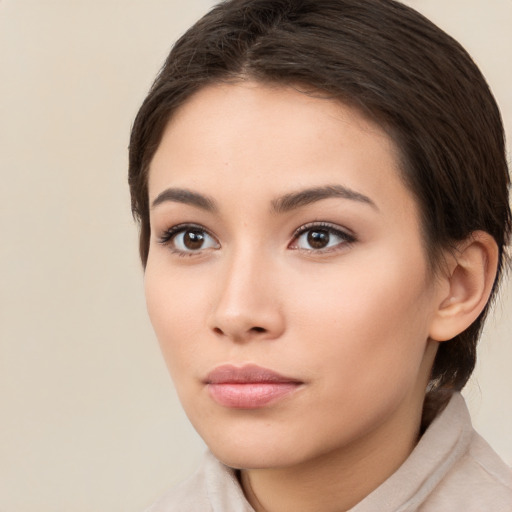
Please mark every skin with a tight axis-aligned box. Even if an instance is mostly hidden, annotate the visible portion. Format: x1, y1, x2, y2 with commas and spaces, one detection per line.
144, 82, 448, 511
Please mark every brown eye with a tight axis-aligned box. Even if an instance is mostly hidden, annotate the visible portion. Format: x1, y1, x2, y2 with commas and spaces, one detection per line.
163, 225, 220, 254
291, 223, 355, 252
307, 229, 330, 249
183, 229, 207, 250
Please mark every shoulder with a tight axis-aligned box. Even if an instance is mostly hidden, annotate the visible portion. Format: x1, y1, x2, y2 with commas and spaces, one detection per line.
144, 452, 254, 512
420, 394, 512, 512
350, 392, 511, 512
425, 430, 512, 512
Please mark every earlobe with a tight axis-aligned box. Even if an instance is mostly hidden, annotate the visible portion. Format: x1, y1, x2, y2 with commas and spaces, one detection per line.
428, 231, 498, 342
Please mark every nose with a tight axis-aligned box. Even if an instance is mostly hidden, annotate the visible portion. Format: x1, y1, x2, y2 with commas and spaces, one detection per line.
208, 251, 285, 343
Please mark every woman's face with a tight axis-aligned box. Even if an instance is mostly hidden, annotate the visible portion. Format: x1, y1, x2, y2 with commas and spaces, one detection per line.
145, 82, 442, 470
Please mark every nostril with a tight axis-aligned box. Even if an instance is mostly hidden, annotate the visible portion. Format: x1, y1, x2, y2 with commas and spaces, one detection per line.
212, 326, 266, 337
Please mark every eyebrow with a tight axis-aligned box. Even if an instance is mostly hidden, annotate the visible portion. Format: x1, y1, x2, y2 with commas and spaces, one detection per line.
150, 184, 377, 214
151, 188, 217, 212
271, 185, 377, 213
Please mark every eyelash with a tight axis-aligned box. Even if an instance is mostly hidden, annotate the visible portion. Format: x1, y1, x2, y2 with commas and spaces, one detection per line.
158, 223, 219, 257
157, 222, 356, 256
290, 222, 356, 253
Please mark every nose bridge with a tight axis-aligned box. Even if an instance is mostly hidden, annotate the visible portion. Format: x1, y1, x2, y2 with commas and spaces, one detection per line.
209, 242, 284, 341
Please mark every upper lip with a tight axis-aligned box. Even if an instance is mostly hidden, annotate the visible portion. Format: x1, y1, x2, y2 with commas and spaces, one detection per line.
205, 364, 301, 384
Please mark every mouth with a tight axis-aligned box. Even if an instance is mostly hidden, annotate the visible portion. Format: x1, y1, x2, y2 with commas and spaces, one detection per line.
204, 364, 303, 409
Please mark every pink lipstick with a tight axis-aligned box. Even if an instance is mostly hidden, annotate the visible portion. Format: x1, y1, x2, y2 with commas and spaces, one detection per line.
205, 364, 302, 409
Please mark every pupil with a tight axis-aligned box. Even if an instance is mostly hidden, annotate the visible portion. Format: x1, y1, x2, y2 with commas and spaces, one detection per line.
184, 230, 204, 250
307, 229, 329, 249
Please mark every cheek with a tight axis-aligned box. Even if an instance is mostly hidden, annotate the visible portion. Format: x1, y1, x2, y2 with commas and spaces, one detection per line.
289, 248, 433, 387
281, 268, 432, 442
144, 261, 210, 378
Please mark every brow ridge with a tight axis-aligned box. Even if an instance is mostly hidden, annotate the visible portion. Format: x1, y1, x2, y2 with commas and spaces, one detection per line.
271, 185, 377, 213
151, 188, 217, 212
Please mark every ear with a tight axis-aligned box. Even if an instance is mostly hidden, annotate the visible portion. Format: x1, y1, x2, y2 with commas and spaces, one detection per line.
428, 231, 499, 342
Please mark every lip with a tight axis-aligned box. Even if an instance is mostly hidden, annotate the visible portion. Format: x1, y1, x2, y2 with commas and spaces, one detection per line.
205, 364, 303, 409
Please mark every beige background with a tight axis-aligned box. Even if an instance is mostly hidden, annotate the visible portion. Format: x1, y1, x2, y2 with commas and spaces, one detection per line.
0, 1, 510, 511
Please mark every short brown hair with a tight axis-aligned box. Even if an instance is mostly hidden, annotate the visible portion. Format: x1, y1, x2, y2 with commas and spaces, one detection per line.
129, 0, 511, 407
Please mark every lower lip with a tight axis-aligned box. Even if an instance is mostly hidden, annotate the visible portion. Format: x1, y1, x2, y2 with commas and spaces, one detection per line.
207, 382, 300, 409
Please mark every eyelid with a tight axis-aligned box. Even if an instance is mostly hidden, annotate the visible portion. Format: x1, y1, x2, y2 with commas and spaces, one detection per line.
292, 221, 354, 238
289, 221, 356, 251
157, 221, 354, 254
158, 223, 205, 243
158, 223, 220, 253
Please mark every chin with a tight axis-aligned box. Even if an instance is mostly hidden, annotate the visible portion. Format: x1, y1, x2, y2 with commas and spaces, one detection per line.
193, 421, 301, 470
209, 443, 298, 470
200, 421, 334, 471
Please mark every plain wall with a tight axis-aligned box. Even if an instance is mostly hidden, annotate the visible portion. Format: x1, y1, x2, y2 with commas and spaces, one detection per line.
0, 1, 510, 510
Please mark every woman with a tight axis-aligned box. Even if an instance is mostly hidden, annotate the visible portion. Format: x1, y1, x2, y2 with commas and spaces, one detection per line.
129, 0, 512, 510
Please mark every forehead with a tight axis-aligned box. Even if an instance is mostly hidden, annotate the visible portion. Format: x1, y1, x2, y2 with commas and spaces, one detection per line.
148, 82, 415, 219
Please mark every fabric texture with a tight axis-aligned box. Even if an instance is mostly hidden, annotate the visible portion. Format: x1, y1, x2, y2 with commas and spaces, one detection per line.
145, 393, 512, 511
